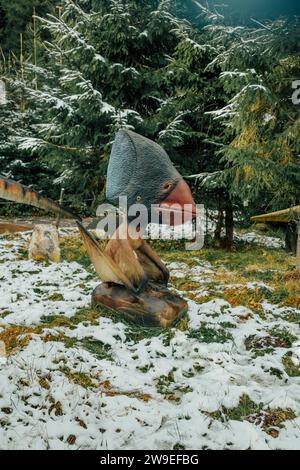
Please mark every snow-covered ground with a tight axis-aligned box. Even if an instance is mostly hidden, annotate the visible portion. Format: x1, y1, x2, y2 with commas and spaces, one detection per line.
146, 217, 285, 249
0, 230, 299, 450
235, 231, 284, 249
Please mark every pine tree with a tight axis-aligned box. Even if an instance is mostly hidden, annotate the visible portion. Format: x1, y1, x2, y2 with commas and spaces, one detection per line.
0, 0, 59, 55
155, 9, 237, 247
202, 11, 300, 215
6, 0, 191, 214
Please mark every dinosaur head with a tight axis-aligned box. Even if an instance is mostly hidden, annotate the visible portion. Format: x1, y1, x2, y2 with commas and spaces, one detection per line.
106, 130, 196, 225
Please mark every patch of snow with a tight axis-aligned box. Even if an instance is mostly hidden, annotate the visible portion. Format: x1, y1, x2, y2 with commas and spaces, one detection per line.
263, 112, 275, 123
236, 232, 284, 249
0, 233, 299, 450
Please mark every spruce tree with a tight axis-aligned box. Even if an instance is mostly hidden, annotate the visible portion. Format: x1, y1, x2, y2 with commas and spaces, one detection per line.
6, 0, 192, 213
202, 11, 300, 215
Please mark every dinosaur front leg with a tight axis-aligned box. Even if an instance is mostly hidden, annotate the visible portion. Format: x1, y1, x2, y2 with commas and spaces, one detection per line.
105, 225, 149, 294
77, 221, 140, 292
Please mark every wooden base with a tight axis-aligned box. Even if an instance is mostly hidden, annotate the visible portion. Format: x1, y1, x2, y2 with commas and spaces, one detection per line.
91, 282, 187, 327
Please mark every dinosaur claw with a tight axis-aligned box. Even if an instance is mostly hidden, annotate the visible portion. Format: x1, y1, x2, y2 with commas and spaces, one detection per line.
131, 274, 149, 295
162, 270, 169, 286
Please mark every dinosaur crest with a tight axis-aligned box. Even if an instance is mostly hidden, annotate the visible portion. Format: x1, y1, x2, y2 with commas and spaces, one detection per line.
106, 130, 180, 209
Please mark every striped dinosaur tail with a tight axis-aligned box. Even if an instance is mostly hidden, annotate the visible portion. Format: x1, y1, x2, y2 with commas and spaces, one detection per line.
0, 175, 78, 220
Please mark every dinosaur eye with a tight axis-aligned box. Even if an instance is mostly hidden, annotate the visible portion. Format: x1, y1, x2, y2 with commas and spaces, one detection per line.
136, 195, 142, 202
163, 182, 172, 191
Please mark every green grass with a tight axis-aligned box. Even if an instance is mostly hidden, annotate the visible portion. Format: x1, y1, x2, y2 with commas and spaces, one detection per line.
158, 244, 294, 275
79, 337, 113, 361
188, 324, 233, 344
209, 394, 261, 422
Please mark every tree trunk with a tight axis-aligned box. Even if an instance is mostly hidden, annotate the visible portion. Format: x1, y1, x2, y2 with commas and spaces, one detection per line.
285, 222, 297, 253
214, 208, 224, 248
224, 204, 234, 250
296, 224, 300, 272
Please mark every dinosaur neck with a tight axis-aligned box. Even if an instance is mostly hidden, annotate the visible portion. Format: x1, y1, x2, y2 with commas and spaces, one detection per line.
112, 221, 145, 243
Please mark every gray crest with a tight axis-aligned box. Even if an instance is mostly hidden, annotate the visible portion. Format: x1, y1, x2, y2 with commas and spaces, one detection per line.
106, 130, 180, 209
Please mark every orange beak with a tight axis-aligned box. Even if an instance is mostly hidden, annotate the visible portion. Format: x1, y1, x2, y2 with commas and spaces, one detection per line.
159, 178, 197, 226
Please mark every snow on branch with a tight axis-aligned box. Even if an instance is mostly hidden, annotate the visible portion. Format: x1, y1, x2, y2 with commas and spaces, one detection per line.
158, 113, 187, 144
29, 90, 73, 115
206, 103, 236, 120
192, 0, 225, 21
207, 83, 269, 121
61, 0, 92, 22
15, 137, 47, 153
150, 0, 182, 28
187, 170, 225, 189
110, 109, 144, 132
37, 12, 106, 64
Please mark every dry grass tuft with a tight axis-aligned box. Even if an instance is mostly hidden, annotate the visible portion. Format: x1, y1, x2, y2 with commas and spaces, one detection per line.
100, 380, 151, 402
0, 325, 41, 355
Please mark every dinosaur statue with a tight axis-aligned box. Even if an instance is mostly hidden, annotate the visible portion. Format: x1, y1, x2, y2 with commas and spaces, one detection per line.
77, 130, 197, 326
0, 130, 197, 326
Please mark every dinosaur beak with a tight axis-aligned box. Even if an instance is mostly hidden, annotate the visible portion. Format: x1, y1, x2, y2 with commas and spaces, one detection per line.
159, 178, 197, 226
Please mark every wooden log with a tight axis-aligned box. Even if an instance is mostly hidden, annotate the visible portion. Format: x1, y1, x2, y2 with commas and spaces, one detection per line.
92, 282, 187, 327
251, 205, 300, 223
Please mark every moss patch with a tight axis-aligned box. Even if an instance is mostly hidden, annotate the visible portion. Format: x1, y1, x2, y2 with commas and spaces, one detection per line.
48, 293, 65, 301
156, 369, 192, 400
282, 352, 300, 377
209, 394, 261, 422
80, 338, 113, 361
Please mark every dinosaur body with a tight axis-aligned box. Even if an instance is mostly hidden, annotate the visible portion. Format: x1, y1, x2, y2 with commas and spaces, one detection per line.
77, 221, 168, 294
